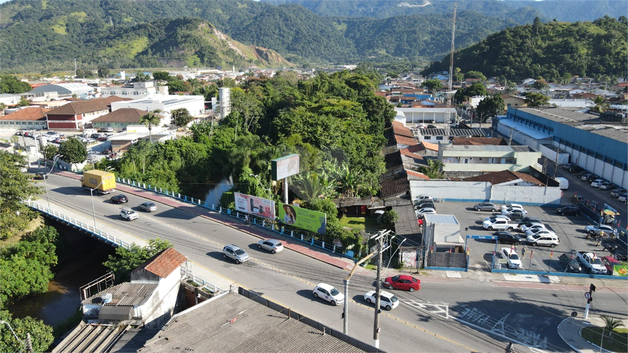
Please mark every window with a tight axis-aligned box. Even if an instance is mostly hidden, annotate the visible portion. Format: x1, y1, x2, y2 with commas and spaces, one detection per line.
424, 136, 431, 140
436, 136, 443, 140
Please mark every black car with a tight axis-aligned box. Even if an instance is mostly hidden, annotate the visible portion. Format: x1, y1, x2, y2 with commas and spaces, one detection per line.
519, 217, 542, 225
559, 254, 582, 273
557, 206, 580, 216
494, 231, 525, 245
585, 174, 600, 182
110, 194, 128, 204
505, 210, 525, 220
611, 188, 627, 198
414, 201, 435, 210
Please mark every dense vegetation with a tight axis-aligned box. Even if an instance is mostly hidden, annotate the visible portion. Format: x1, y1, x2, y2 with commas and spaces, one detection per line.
423, 16, 628, 81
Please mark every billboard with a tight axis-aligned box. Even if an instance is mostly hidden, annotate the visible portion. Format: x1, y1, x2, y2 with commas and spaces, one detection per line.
271, 154, 300, 180
234, 192, 275, 219
278, 203, 327, 234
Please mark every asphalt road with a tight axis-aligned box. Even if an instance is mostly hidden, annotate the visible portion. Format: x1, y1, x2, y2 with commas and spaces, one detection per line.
39, 174, 628, 352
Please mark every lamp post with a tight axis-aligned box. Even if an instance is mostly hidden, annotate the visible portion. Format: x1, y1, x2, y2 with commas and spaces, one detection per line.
0, 320, 33, 353
43, 154, 63, 211
90, 180, 104, 231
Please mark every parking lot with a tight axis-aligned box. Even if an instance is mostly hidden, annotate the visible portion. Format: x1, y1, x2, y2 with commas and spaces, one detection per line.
431, 199, 624, 275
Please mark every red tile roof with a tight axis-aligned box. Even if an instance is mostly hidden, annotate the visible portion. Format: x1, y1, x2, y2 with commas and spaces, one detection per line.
462, 170, 544, 186
407, 170, 430, 180
46, 99, 109, 115
143, 248, 187, 278
395, 135, 417, 146
400, 147, 424, 160
0, 106, 49, 121
421, 141, 439, 151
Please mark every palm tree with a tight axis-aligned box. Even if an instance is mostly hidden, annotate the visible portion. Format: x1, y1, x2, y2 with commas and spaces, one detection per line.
601, 315, 624, 337
139, 109, 162, 143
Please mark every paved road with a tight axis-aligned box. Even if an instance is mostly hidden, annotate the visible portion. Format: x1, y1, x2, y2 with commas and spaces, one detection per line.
38, 173, 628, 352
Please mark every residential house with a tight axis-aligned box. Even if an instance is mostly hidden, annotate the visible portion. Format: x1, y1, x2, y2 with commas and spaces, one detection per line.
0, 106, 49, 130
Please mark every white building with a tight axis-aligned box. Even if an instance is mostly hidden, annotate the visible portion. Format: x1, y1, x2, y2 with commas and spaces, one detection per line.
100, 81, 168, 99
395, 107, 457, 125
110, 94, 205, 117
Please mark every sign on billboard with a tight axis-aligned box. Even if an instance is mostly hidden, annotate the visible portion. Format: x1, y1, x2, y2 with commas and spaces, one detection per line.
271, 154, 300, 180
278, 203, 327, 234
234, 192, 276, 220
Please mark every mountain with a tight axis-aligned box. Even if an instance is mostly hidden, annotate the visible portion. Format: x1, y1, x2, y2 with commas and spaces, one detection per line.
422, 16, 628, 81
260, 0, 628, 23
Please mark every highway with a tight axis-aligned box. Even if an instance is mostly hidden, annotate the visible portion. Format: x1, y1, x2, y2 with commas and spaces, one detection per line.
40, 173, 628, 352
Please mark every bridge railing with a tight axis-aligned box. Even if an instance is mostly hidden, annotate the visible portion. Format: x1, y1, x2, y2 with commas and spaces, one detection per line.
25, 201, 132, 249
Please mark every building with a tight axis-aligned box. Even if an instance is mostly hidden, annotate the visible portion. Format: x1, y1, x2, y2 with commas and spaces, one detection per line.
500, 107, 628, 188
45, 99, 110, 130
415, 127, 492, 144
395, 107, 457, 125
0, 93, 20, 107
100, 81, 168, 99
438, 144, 542, 177
111, 95, 205, 117
29, 83, 93, 98
219, 87, 231, 119
91, 108, 148, 132
0, 106, 49, 130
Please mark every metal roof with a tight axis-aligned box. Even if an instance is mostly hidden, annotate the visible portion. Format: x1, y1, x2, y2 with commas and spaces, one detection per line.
498, 119, 553, 140
82, 282, 158, 307
424, 214, 459, 225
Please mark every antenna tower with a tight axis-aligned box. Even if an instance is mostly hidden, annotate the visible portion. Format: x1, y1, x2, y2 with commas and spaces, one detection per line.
446, 3, 457, 135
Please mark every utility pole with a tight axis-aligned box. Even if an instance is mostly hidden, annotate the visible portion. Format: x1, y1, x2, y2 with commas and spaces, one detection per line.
343, 250, 377, 335
372, 230, 392, 348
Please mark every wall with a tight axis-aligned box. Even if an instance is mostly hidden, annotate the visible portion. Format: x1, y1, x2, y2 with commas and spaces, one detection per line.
141, 267, 182, 329
490, 185, 561, 205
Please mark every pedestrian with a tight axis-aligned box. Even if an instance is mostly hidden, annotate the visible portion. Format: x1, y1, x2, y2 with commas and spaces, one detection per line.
521, 247, 526, 257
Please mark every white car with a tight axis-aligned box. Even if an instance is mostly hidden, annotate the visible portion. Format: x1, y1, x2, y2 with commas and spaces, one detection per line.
120, 208, 139, 221
257, 239, 284, 254
415, 207, 436, 218
526, 233, 560, 247
501, 207, 527, 216
364, 290, 399, 311
484, 215, 511, 223
501, 247, 522, 269
501, 203, 524, 212
415, 195, 433, 201
313, 283, 344, 306
520, 223, 545, 233
525, 228, 556, 237
590, 179, 605, 188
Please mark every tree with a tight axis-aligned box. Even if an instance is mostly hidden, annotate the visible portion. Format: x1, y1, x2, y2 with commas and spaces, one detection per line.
0, 152, 41, 240
524, 92, 550, 107
590, 96, 608, 113
43, 144, 59, 161
464, 71, 487, 81
59, 137, 87, 165
600, 315, 624, 337
0, 310, 54, 353
454, 82, 487, 103
476, 95, 505, 122
97, 65, 110, 78
532, 77, 548, 90
383, 210, 398, 225
139, 110, 163, 143
421, 159, 444, 179
153, 71, 171, 81
171, 108, 194, 127
0, 75, 32, 94
18, 98, 29, 107
422, 79, 443, 93
131, 71, 151, 82
103, 239, 172, 283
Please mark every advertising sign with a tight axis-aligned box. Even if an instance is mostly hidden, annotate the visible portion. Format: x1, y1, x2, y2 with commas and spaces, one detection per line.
234, 192, 275, 219
614, 264, 628, 277
278, 203, 327, 234
271, 154, 300, 180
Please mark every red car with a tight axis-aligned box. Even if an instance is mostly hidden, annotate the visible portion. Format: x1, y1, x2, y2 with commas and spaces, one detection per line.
383, 274, 420, 292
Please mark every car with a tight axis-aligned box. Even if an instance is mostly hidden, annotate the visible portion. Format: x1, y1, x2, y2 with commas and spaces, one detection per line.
611, 188, 627, 198
383, 274, 420, 292
222, 244, 249, 264
580, 173, 593, 181
585, 224, 615, 237
99, 127, 114, 133
526, 232, 560, 247
494, 231, 526, 245
90, 133, 100, 139
598, 181, 615, 190
500, 247, 522, 269
34, 172, 48, 180
600, 255, 620, 275
415, 207, 436, 218
585, 174, 600, 183
110, 194, 128, 204
413, 200, 435, 210
313, 283, 344, 306
619, 193, 628, 203
364, 290, 399, 311
415, 195, 433, 201
503, 209, 525, 220
257, 239, 284, 254
519, 217, 542, 225
474, 202, 498, 212
485, 215, 511, 223
557, 206, 580, 216
138, 202, 157, 212
519, 223, 545, 233
97, 136, 108, 142
559, 254, 582, 273
590, 179, 606, 188
119, 207, 139, 221
501, 205, 527, 216
525, 228, 555, 237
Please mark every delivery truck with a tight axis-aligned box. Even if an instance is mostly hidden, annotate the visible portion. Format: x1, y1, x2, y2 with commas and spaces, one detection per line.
82, 170, 116, 195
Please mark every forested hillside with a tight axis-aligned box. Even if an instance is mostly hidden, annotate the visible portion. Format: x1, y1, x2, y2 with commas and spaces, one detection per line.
423, 16, 628, 81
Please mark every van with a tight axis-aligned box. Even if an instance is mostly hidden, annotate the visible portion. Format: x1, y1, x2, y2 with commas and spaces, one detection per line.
555, 177, 569, 190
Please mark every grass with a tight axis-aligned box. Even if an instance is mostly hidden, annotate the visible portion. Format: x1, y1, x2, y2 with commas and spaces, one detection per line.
339, 216, 388, 233
581, 326, 628, 352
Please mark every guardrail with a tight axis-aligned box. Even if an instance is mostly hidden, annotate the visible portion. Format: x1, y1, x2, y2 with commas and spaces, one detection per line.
25, 201, 131, 249
116, 177, 352, 259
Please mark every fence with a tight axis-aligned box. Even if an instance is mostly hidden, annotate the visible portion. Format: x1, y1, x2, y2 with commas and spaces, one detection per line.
26, 201, 131, 249
116, 177, 353, 259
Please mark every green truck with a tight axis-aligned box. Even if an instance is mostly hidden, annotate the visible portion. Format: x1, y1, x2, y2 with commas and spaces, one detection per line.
82, 170, 116, 195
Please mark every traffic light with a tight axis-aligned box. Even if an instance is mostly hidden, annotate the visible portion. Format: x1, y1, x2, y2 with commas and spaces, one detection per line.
590, 283, 596, 293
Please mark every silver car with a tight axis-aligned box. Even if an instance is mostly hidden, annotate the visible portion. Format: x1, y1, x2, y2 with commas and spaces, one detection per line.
257, 239, 284, 254
222, 244, 249, 264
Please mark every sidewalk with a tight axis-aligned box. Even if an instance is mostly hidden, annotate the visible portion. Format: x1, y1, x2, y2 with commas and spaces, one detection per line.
558, 316, 628, 353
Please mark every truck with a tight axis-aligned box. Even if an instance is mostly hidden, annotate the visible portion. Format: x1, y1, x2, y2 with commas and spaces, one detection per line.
82, 170, 116, 195
576, 251, 607, 274
483, 218, 519, 231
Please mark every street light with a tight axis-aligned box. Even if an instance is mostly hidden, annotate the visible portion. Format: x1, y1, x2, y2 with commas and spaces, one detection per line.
43, 154, 63, 211
0, 320, 33, 353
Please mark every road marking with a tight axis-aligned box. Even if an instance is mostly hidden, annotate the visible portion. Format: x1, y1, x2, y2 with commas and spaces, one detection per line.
446, 271, 461, 278
502, 274, 560, 283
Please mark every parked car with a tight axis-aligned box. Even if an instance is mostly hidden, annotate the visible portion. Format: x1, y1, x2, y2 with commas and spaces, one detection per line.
485, 215, 511, 223
557, 206, 581, 216
586, 174, 600, 183
383, 274, 420, 292
415, 195, 433, 201
619, 193, 628, 203
364, 290, 399, 311
598, 181, 614, 190
414, 200, 435, 210
590, 179, 606, 188
525, 228, 555, 237
519, 217, 542, 225
222, 244, 249, 264
585, 224, 615, 238
97, 136, 108, 142
313, 283, 344, 306
138, 202, 157, 212
99, 127, 114, 133
110, 194, 128, 204
415, 207, 437, 218
502, 206, 527, 216
526, 232, 560, 247
611, 188, 626, 198
500, 247, 522, 269
600, 256, 621, 275
501, 204, 525, 212
474, 202, 498, 212
559, 254, 582, 273
119, 207, 139, 221
494, 231, 526, 245
520, 223, 546, 233
503, 209, 526, 220
34, 172, 48, 180
257, 239, 284, 254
